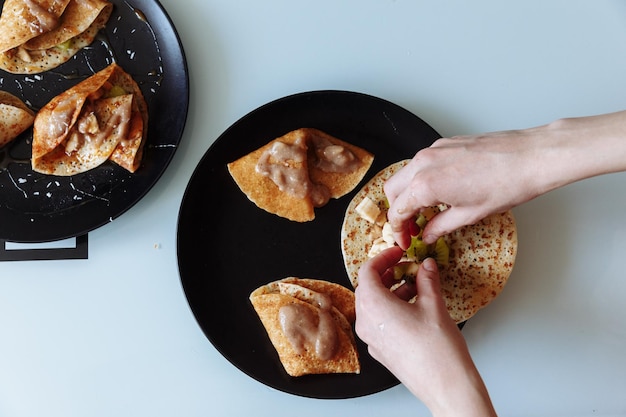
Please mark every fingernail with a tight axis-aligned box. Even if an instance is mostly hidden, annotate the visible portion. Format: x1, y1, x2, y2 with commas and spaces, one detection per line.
422, 257, 437, 272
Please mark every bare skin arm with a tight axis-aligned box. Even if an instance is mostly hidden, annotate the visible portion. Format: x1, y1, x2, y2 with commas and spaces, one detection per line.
355, 247, 497, 417
385, 110, 626, 248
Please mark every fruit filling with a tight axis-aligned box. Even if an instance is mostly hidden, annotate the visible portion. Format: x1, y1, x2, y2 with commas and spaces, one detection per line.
355, 197, 450, 283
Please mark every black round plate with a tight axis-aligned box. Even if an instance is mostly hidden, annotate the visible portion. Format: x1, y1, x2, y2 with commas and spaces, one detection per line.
0, 0, 188, 243
177, 90, 442, 399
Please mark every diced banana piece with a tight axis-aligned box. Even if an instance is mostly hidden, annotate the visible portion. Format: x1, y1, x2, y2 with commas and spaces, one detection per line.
355, 197, 380, 224
382, 222, 395, 245
375, 210, 387, 226
367, 236, 394, 258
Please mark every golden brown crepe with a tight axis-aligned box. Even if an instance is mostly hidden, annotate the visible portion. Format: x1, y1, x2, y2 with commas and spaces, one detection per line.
31, 62, 148, 175
250, 277, 360, 377
227, 128, 374, 222
0, 90, 34, 147
0, 0, 113, 74
341, 160, 518, 323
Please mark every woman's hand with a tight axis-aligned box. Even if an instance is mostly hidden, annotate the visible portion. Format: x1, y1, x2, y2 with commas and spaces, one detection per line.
384, 130, 543, 249
355, 247, 496, 417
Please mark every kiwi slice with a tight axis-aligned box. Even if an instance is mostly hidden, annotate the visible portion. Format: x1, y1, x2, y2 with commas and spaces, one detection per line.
432, 237, 449, 267
397, 210, 450, 277
406, 236, 428, 260
392, 262, 420, 283
401, 235, 449, 270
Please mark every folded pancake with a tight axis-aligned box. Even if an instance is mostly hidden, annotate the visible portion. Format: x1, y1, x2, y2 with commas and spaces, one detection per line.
341, 160, 518, 323
227, 128, 374, 222
0, 91, 35, 147
250, 277, 360, 377
31, 62, 148, 175
0, 0, 113, 74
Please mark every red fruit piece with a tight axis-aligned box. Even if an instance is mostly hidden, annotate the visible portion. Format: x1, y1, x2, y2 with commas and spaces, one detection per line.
409, 219, 421, 236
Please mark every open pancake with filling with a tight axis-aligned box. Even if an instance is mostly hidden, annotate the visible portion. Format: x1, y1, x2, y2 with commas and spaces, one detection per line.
31, 62, 148, 175
250, 277, 360, 377
0, 0, 113, 74
227, 128, 374, 222
0, 91, 34, 147
341, 160, 518, 323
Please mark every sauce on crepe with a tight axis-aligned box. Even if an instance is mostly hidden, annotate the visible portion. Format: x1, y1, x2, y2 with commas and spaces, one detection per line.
255, 130, 363, 208
278, 293, 339, 360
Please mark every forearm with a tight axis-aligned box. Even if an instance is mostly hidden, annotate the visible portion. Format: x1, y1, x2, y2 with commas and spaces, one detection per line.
415, 353, 497, 417
428, 371, 496, 417
527, 110, 626, 195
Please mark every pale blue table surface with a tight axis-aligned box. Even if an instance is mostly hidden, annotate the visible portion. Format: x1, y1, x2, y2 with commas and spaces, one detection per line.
2, 1, 625, 416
